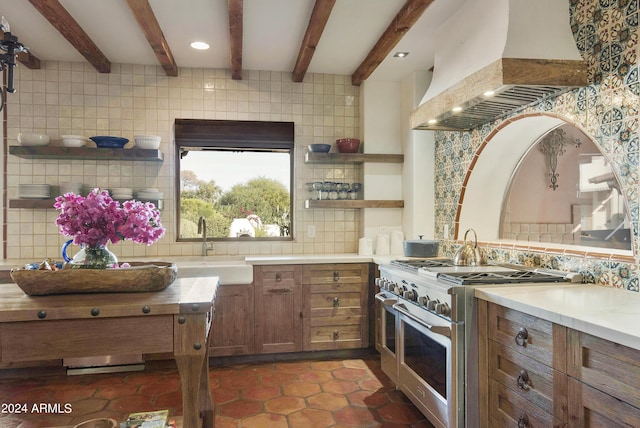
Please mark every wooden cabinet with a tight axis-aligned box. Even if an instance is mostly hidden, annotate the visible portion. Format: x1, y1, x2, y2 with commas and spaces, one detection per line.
566, 330, 640, 427
478, 301, 568, 427
253, 265, 303, 354
478, 299, 640, 428
208, 284, 254, 357
302, 263, 369, 351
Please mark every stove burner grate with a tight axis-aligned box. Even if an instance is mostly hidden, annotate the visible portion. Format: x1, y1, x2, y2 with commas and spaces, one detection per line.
436, 270, 566, 285
390, 259, 455, 272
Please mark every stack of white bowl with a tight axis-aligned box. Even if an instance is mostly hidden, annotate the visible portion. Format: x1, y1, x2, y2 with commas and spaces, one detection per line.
19, 184, 51, 199
61, 135, 87, 147
136, 188, 163, 201
60, 182, 83, 195
110, 188, 133, 200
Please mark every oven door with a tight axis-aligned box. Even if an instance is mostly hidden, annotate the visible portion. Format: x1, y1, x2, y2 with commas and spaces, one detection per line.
374, 291, 399, 384
395, 302, 464, 428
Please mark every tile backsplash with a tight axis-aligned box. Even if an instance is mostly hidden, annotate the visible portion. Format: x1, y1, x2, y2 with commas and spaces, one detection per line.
434, 0, 640, 291
6, 65, 361, 259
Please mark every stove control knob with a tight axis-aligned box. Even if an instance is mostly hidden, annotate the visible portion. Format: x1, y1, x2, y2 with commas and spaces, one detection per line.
403, 290, 416, 301
417, 295, 429, 306
393, 285, 401, 294
435, 302, 451, 316
375, 278, 383, 287
427, 299, 439, 311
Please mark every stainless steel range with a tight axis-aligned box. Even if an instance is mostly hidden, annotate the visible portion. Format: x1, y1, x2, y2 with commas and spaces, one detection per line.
375, 258, 581, 428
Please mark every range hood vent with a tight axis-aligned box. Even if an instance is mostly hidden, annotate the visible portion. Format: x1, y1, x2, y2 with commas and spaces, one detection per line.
411, 0, 588, 131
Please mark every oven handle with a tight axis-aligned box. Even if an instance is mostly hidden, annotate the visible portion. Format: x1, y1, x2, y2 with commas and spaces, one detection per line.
393, 302, 451, 339
375, 292, 398, 307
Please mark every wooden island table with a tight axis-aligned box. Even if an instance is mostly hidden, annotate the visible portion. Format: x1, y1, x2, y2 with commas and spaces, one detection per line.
0, 276, 218, 428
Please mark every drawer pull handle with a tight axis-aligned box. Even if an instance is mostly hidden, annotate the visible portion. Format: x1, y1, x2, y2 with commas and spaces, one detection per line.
333, 297, 340, 307
275, 273, 282, 282
269, 287, 291, 294
517, 369, 530, 391
515, 327, 529, 346
333, 271, 340, 281
517, 413, 529, 428
333, 330, 340, 339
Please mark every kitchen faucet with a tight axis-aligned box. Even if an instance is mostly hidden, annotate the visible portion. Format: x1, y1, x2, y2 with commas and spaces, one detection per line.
197, 216, 212, 256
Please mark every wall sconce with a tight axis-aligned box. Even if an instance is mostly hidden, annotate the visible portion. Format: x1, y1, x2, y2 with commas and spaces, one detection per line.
539, 128, 581, 190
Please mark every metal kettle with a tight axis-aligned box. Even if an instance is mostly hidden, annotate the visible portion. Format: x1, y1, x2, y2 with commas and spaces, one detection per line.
453, 228, 486, 266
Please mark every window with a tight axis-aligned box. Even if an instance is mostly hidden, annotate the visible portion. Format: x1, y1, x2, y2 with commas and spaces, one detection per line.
175, 119, 294, 241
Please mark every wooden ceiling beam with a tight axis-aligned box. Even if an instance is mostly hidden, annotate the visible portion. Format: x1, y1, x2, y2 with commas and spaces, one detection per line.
125, 0, 178, 77
27, 0, 111, 73
292, 0, 336, 82
351, 0, 434, 86
228, 0, 243, 80
16, 50, 41, 70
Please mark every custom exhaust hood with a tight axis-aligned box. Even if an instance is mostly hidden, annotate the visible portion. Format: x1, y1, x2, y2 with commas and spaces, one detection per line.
411, 0, 587, 131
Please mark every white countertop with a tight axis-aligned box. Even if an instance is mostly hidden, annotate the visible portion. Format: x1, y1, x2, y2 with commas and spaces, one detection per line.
475, 284, 640, 351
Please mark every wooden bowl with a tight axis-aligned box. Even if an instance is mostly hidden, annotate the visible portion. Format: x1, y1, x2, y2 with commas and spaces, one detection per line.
10, 262, 178, 296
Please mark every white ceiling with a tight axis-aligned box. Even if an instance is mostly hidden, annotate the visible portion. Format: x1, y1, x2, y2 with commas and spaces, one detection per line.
0, 0, 468, 82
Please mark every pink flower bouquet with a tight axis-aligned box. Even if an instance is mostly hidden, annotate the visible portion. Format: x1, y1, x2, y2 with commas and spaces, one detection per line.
54, 188, 165, 247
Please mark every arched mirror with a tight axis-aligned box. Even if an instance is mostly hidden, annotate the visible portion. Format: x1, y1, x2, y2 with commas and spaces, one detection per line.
501, 124, 631, 250
457, 115, 634, 256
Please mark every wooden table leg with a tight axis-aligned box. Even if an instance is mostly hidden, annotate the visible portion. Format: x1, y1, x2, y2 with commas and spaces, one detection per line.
175, 311, 214, 428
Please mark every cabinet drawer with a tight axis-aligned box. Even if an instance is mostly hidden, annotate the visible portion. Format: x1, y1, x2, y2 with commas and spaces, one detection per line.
254, 265, 301, 287
489, 379, 567, 428
309, 323, 362, 345
567, 329, 640, 409
309, 311, 362, 326
307, 282, 362, 294
309, 292, 362, 311
568, 377, 640, 427
302, 263, 368, 284
488, 302, 566, 369
489, 340, 567, 421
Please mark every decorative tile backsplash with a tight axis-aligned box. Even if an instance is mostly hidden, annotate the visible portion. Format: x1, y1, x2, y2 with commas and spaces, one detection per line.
435, 0, 640, 291
6, 66, 361, 259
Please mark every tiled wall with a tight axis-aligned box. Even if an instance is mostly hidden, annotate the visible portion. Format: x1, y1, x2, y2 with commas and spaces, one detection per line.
435, 0, 640, 291
6, 66, 361, 259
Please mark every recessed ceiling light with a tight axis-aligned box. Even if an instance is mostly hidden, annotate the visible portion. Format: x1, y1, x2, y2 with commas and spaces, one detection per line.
393, 52, 409, 58
452, 106, 463, 113
190, 41, 210, 50
483, 90, 496, 97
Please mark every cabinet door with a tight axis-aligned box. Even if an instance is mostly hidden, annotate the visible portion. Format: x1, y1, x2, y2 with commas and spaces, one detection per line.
567, 329, 640, 409
568, 378, 640, 427
254, 265, 303, 354
208, 284, 254, 357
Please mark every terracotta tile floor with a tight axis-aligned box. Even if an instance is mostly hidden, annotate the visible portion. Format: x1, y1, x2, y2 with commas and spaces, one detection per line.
0, 357, 435, 427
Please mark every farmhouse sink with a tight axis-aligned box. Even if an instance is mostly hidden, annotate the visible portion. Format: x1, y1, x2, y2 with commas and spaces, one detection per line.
174, 257, 253, 285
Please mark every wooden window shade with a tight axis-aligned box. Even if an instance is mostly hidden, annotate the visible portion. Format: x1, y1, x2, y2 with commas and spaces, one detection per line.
174, 119, 294, 152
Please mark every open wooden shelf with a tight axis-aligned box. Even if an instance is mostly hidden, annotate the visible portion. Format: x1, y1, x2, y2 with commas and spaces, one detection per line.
9, 146, 164, 162
305, 199, 404, 209
10, 199, 164, 210
305, 152, 404, 164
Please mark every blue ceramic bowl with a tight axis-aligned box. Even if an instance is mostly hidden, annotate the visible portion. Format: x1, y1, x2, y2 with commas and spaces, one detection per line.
308, 144, 331, 153
90, 136, 129, 148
